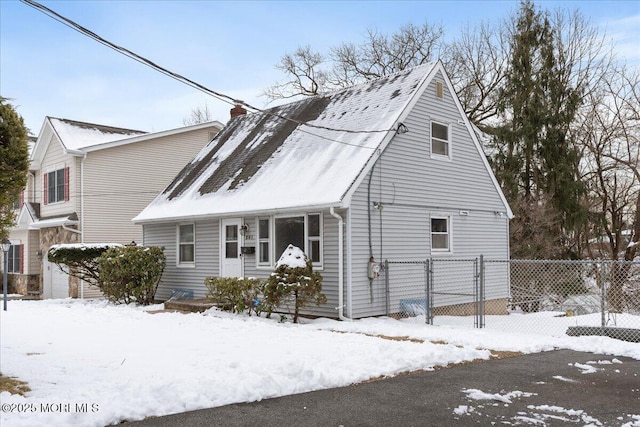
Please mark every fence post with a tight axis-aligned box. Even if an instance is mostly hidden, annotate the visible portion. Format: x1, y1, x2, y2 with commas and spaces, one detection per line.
599, 262, 606, 330
474, 257, 479, 328
424, 259, 432, 325
384, 259, 390, 317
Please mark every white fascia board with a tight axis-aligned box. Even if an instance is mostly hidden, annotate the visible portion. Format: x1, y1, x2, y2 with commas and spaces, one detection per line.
132, 202, 342, 225
81, 120, 225, 153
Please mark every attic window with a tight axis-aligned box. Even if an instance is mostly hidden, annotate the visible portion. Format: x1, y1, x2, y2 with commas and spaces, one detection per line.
431, 121, 450, 158
436, 81, 444, 99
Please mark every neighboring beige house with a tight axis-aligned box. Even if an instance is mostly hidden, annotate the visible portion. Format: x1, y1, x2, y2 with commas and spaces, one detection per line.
4, 116, 222, 299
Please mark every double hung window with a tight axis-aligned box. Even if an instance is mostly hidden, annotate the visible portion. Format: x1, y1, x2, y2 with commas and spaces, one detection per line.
431, 217, 451, 252
178, 224, 195, 265
46, 168, 67, 204
431, 121, 450, 158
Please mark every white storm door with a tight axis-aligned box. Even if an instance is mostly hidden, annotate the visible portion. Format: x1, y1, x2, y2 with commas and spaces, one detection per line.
220, 218, 242, 278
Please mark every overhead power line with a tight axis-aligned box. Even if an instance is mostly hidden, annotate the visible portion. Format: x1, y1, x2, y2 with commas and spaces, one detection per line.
21, 0, 397, 142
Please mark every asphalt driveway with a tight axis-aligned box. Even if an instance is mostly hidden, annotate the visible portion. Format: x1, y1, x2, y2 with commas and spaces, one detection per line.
125, 350, 640, 426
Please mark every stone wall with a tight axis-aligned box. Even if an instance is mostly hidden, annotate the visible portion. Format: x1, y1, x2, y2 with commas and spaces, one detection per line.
6, 274, 40, 295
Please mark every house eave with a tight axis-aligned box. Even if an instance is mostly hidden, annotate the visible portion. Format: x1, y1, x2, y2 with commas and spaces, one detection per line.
133, 202, 346, 225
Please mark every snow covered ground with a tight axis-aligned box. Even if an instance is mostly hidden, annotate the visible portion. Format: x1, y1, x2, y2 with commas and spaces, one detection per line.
1, 299, 639, 427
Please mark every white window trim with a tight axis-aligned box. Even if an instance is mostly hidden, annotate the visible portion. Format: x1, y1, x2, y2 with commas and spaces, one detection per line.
255, 213, 324, 270
256, 217, 272, 267
176, 223, 196, 268
430, 215, 453, 254
430, 120, 452, 160
306, 212, 323, 267
45, 164, 67, 205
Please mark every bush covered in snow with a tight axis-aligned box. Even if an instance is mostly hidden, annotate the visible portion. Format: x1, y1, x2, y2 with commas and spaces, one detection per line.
47, 243, 123, 289
205, 277, 264, 315
264, 245, 326, 323
98, 246, 166, 305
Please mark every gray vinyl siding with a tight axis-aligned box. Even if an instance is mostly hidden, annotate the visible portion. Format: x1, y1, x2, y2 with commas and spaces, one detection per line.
82, 128, 214, 245
241, 211, 340, 318
143, 220, 220, 301
348, 70, 510, 318
145, 210, 342, 317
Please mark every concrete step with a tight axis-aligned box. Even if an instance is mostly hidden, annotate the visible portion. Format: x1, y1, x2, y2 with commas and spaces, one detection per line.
163, 299, 215, 313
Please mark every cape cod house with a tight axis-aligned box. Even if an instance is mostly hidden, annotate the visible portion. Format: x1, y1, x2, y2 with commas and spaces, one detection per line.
134, 62, 513, 319
5, 117, 222, 299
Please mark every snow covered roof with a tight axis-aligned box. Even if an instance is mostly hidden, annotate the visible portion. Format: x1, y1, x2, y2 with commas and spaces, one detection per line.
48, 117, 147, 151
135, 62, 438, 223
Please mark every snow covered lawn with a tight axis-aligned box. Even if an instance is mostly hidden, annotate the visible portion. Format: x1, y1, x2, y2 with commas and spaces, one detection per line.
1, 299, 639, 427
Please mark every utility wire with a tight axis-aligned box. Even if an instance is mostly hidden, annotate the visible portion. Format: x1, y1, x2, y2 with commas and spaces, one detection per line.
21, 0, 396, 141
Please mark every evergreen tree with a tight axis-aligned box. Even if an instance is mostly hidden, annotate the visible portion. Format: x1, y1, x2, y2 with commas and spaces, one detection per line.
0, 97, 30, 240
490, 0, 585, 258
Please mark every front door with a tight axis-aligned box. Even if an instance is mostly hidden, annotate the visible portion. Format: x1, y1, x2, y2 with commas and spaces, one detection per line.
221, 218, 242, 278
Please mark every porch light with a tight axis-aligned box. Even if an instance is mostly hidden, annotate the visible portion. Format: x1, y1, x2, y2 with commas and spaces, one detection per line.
2, 238, 11, 311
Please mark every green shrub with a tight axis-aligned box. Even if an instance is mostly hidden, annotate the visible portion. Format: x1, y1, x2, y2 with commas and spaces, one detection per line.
98, 246, 166, 305
205, 277, 264, 315
264, 245, 326, 323
47, 243, 122, 289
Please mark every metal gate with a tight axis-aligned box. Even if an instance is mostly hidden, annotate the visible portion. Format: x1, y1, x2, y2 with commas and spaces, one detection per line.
385, 258, 484, 327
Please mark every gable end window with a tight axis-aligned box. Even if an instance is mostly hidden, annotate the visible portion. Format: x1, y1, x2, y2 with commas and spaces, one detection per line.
431, 121, 450, 158
431, 217, 451, 252
177, 224, 195, 265
45, 167, 69, 204
257, 213, 323, 268
436, 81, 444, 99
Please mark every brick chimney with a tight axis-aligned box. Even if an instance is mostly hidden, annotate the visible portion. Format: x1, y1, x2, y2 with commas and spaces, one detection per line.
230, 103, 247, 119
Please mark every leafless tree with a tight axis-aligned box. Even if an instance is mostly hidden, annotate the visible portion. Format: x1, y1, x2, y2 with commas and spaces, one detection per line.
183, 102, 214, 126
441, 21, 509, 126
263, 22, 444, 101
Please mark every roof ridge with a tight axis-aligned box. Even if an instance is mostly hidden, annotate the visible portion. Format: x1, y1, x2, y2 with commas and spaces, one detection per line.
48, 116, 147, 135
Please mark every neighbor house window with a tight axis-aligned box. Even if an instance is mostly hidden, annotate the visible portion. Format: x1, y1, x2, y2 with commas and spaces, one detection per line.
45, 167, 68, 204
431, 121, 450, 157
431, 217, 451, 251
178, 224, 195, 264
7, 244, 23, 274
257, 218, 270, 266
259, 213, 323, 267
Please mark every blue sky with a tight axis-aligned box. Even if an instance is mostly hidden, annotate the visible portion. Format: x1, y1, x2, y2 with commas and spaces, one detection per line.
1, 0, 639, 135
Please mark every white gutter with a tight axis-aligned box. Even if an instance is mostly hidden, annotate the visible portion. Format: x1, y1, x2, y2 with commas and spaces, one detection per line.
330, 207, 351, 321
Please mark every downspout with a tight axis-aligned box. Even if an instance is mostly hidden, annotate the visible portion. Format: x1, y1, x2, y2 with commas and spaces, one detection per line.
80, 153, 87, 298
330, 207, 351, 321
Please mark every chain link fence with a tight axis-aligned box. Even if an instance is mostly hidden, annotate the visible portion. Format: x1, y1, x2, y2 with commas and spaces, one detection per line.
385, 258, 483, 328
385, 258, 640, 342
484, 260, 640, 341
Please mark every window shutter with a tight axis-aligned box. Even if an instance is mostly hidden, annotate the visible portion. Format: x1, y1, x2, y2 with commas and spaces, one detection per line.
20, 244, 24, 274
43, 173, 48, 205
64, 167, 70, 201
